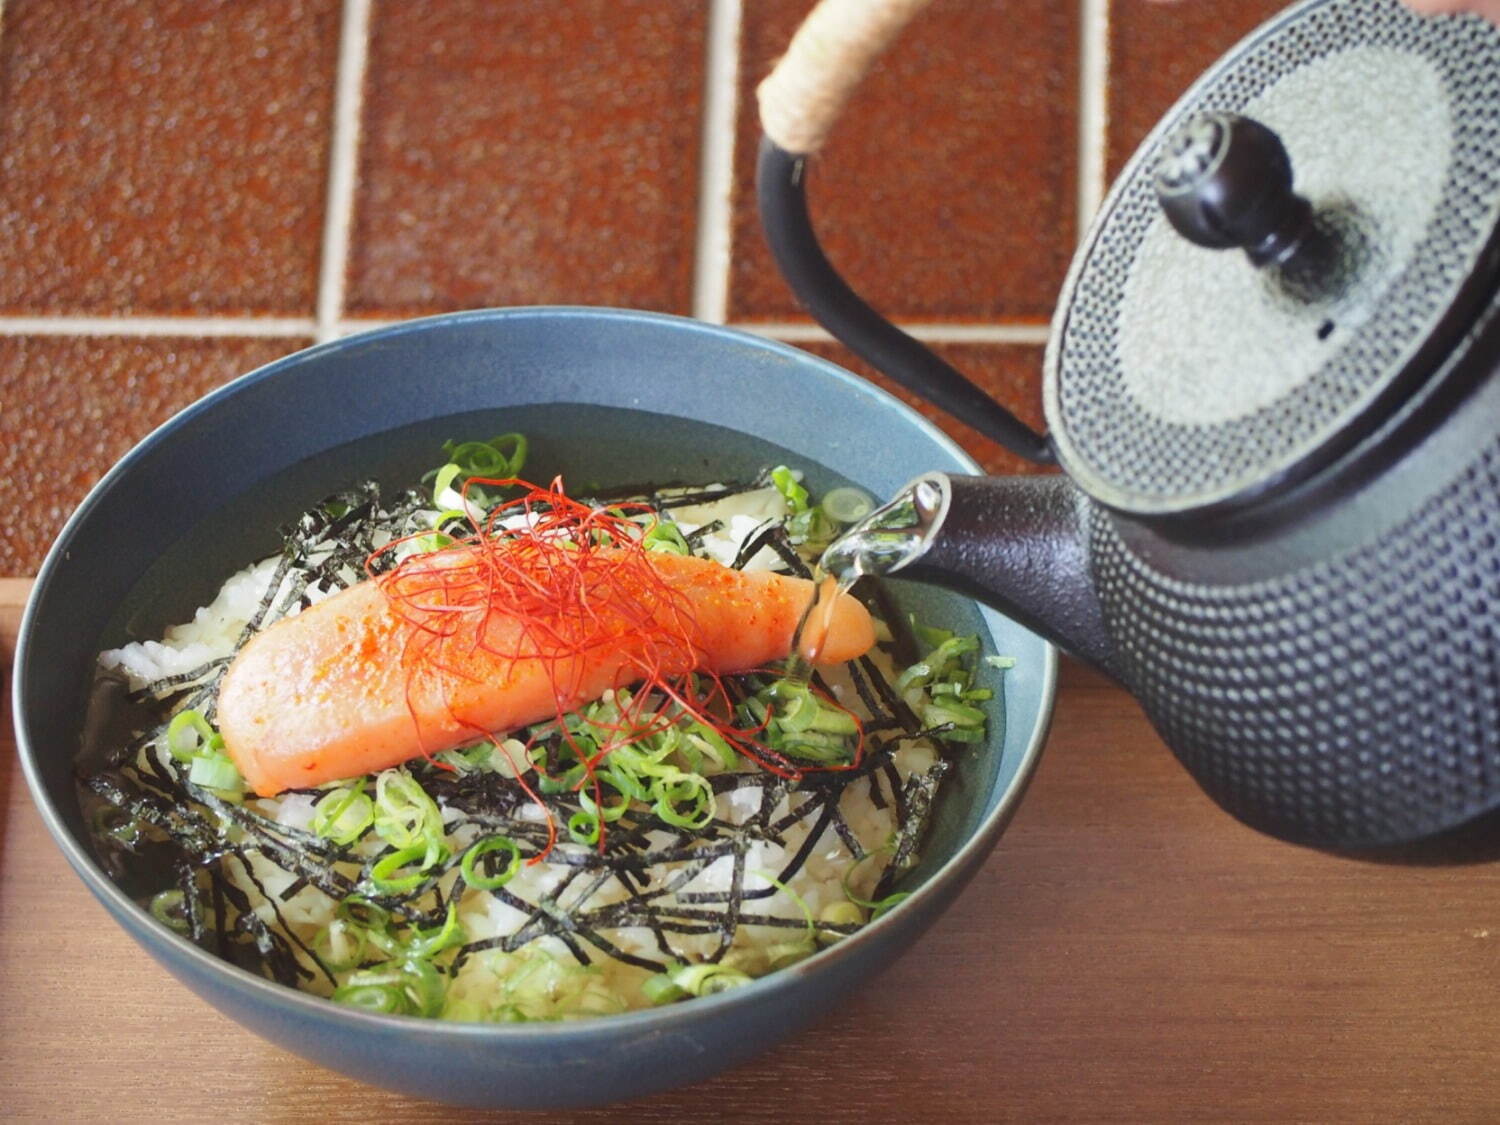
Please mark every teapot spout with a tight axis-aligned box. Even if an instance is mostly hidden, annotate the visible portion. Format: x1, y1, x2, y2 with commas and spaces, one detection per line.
826, 473, 1115, 672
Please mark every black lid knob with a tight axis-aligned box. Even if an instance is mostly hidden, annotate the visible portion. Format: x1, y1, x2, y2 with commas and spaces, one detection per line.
1155, 112, 1314, 268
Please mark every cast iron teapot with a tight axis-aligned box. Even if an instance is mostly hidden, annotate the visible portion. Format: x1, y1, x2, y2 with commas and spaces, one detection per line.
757, 0, 1500, 853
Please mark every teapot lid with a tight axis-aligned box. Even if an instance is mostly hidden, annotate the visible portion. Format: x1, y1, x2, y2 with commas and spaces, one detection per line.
1044, 0, 1500, 518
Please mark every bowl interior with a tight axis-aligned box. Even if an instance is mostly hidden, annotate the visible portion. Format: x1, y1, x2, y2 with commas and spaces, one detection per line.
14, 308, 1054, 1103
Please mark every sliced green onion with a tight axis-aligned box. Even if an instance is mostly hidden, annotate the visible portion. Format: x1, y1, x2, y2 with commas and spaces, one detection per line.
311, 783, 374, 845
331, 981, 412, 1015
653, 771, 715, 829
314, 918, 368, 971
921, 698, 987, 729
721, 946, 769, 976
869, 891, 910, 920
165, 709, 220, 763
402, 957, 449, 1017
769, 465, 809, 513
94, 806, 145, 849
488, 738, 531, 779
818, 900, 865, 930
741, 695, 769, 728
460, 835, 521, 890
771, 685, 818, 732
897, 633, 982, 694
187, 751, 244, 793
337, 895, 391, 932
567, 809, 601, 846
820, 486, 874, 524
896, 660, 933, 694
405, 903, 465, 960
809, 705, 858, 735
641, 971, 687, 1006
908, 617, 956, 650
777, 728, 855, 763
841, 849, 911, 920
669, 962, 752, 997
432, 461, 464, 506
759, 680, 858, 756
333, 960, 448, 1018
894, 630, 993, 744
433, 739, 504, 775
373, 769, 443, 852
528, 742, 590, 793
596, 765, 647, 803
682, 724, 738, 772
642, 517, 690, 555
368, 842, 445, 895
461, 740, 502, 769
602, 743, 662, 782
578, 773, 633, 823
766, 939, 816, 969
784, 693, 858, 736
149, 889, 190, 933
442, 432, 527, 478
411, 531, 453, 553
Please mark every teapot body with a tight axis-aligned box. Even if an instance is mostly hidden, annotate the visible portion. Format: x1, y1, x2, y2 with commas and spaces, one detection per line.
906, 293, 1500, 850
1098, 292, 1500, 849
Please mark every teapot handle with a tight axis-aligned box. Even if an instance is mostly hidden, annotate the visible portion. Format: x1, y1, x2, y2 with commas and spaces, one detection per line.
756, 0, 1055, 465
758, 0, 933, 158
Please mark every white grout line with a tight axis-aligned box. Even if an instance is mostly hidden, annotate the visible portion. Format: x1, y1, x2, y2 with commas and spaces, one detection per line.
1077, 0, 1110, 237
314, 0, 373, 345
0, 314, 1054, 347
690, 0, 743, 324
0, 316, 317, 338
734, 321, 1053, 346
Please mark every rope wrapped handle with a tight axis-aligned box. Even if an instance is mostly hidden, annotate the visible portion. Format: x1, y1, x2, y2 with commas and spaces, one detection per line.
753, 0, 1055, 463
757, 0, 936, 155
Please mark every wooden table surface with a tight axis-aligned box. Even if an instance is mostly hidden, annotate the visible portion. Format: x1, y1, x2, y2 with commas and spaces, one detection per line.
4, 578, 1499, 1123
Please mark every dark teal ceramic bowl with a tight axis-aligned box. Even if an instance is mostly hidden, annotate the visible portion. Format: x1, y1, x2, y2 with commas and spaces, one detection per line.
13, 308, 1055, 1109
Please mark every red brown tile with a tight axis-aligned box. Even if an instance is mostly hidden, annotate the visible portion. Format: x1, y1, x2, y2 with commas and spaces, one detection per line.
347, 0, 705, 317
794, 339, 1056, 477
0, 337, 309, 574
1107, 0, 1288, 177
0, 0, 340, 316
731, 0, 1079, 324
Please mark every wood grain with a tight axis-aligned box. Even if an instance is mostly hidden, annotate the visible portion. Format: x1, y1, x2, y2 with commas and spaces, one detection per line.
4, 578, 1499, 1122
0, 577, 28, 672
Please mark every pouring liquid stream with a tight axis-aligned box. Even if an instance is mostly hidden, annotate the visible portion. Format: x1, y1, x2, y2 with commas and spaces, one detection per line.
786, 476, 948, 686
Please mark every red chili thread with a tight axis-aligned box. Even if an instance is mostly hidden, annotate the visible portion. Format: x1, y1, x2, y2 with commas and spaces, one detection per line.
364, 476, 864, 859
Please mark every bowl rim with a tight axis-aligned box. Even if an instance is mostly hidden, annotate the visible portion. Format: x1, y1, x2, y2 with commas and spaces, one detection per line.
12, 305, 1058, 1040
